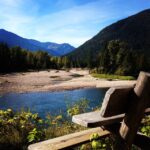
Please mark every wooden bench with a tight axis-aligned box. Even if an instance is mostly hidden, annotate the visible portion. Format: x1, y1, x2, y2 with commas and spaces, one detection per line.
73, 71, 150, 149
28, 127, 110, 150
28, 71, 150, 150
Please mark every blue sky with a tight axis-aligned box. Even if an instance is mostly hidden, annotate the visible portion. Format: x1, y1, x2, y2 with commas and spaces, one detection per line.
0, 0, 150, 47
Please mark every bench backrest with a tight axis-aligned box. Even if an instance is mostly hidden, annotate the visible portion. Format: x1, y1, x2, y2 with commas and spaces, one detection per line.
100, 71, 150, 117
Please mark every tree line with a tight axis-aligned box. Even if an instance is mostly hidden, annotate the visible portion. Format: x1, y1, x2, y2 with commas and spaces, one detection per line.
0, 41, 149, 76
97, 40, 150, 75
0, 43, 70, 73
69, 40, 150, 76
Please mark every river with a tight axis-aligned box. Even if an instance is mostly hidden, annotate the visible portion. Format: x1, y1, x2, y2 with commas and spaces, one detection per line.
0, 88, 107, 118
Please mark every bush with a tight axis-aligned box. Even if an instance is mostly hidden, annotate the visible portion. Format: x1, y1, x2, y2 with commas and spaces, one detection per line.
0, 101, 149, 150
0, 99, 89, 150
0, 109, 45, 150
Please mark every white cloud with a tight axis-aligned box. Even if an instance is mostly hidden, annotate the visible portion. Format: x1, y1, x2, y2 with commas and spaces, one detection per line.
0, 0, 150, 46
0, 0, 38, 35
29, 0, 119, 46
1, 0, 111, 46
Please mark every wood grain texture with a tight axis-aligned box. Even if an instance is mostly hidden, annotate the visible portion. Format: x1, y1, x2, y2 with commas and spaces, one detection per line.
119, 71, 150, 149
72, 109, 150, 128
72, 111, 125, 127
100, 86, 133, 117
28, 127, 109, 150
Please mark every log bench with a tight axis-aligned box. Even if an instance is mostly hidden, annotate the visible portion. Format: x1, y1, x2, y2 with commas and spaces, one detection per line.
28, 71, 150, 150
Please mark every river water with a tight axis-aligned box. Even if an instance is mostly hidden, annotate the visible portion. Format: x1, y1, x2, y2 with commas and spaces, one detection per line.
0, 88, 107, 118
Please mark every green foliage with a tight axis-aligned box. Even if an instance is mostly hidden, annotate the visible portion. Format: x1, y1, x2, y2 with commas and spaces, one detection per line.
97, 40, 149, 76
67, 98, 89, 116
27, 128, 42, 143
0, 101, 149, 150
91, 73, 135, 80
90, 133, 100, 141
45, 98, 89, 139
69, 39, 150, 76
0, 109, 45, 150
89, 133, 112, 150
0, 98, 89, 149
0, 43, 71, 73
68, 10, 150, 74
140, 115, 150, 136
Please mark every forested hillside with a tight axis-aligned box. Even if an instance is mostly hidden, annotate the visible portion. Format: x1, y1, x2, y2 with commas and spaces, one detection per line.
68, 9, 150, 75
98, 40, 149, 75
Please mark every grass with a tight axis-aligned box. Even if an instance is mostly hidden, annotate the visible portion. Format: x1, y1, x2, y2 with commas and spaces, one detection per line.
91, 73, 135, 80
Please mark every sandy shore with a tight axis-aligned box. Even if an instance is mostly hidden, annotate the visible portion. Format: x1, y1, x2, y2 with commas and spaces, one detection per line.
0, 69, 136, 94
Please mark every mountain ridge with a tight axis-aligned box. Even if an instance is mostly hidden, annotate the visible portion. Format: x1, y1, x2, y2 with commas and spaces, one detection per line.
0, 29, 75, 56
68, 9, 150, 63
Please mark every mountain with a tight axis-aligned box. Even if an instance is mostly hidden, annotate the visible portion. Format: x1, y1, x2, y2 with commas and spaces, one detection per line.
68, 9, 150, 64
0, 29, 75, 56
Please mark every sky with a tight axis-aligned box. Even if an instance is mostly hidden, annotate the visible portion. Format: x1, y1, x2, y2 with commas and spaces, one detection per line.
0, 0, 150, 47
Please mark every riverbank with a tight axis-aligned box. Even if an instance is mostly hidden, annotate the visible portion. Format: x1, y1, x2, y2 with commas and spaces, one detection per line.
0, 69, 136, 94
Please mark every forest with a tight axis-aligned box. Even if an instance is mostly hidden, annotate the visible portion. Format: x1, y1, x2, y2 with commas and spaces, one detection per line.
0, 43, 70, 73
69, 40, 150, 76
97, 40, 150, 76
67, 9, 150, 76
0, 40, 150, 76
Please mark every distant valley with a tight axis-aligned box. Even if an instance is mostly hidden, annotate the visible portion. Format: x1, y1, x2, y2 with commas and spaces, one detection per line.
0, 9, 150, 76
0, 29, 75, 56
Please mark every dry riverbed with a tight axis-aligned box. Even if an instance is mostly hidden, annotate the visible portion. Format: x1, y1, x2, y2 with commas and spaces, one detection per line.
0, 69, 136, 94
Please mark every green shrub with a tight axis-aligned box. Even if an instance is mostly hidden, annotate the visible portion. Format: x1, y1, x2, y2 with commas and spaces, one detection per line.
67, 98, 89, 116
0, 101, 149, 150
140, 115, 150, 136
0, 109, 45, 150
0, 99, 88, 150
